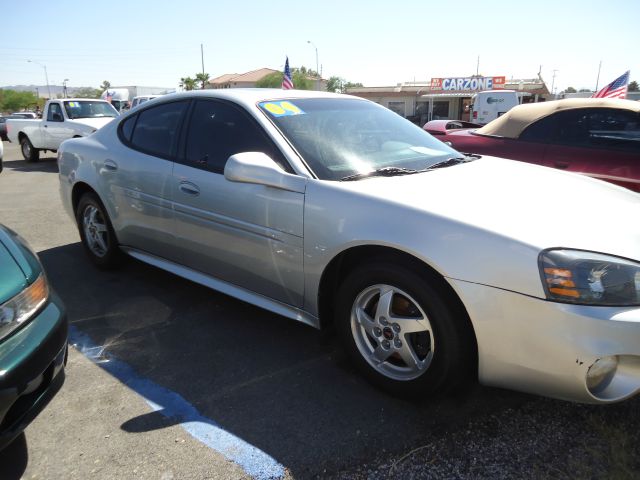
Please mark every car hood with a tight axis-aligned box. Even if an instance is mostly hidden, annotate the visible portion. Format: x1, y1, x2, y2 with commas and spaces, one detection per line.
342, 156, 640, 262
67, 117, 115, 131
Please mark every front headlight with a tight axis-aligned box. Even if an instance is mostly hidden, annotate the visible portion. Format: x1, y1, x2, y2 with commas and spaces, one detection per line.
540, 249, 640, 306
0, 274, 49, 341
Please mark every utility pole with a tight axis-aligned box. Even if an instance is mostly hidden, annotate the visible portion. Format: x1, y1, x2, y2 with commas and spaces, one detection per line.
201, 43, 205, 76
551, 69, 559, 98
476, 55, 480, 76
307, 40, 320, 91
595, 60, 602, 92
27, 60, 51, 99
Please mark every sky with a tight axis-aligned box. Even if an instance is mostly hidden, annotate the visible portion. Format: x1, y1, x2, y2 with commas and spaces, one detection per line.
1, 0, 638, 94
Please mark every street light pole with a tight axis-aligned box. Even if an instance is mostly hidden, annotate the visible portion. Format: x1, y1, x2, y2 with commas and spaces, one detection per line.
551, 69, 559, 99
27, 60, 51, 99
307, 40, 320, 91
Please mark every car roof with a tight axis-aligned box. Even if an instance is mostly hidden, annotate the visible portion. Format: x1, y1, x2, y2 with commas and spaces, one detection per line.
476, 98, 640, 139
55, 98, 110, 102
156, 88, 359, 110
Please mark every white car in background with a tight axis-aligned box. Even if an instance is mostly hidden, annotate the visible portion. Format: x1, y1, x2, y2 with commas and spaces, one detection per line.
6, 99, 118, 162
58, 89, 640, 404
130, 95, 162, 109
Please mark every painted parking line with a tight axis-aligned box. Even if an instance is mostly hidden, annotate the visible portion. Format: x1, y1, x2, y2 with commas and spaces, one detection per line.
69, 326, 286, 480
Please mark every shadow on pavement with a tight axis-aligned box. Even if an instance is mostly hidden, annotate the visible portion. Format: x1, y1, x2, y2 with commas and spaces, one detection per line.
38, 243, 530, 477
4, 157, 58, 173
0, 433, 28, 480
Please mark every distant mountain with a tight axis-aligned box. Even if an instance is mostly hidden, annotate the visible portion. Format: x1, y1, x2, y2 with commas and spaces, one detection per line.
1, 85, 91, 97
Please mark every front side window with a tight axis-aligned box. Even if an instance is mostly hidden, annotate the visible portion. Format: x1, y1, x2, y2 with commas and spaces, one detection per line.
587, 109, 640, 153
543, 108, 640, 152
47, 103, 63, 122
185, 100, 286, 173
258, 98, 459, 181
129, 101, 188, 159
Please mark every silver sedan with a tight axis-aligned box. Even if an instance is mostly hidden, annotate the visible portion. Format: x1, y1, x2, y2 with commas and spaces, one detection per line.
58, 89, 640, 404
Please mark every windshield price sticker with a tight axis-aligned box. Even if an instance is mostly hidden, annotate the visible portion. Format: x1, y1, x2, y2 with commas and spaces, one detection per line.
68, 102, 79, 107
260, 101, 305, 117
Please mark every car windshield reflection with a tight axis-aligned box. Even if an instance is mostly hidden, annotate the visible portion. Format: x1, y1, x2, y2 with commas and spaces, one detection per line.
259, 98, 460, 181
64, 101, 119, 120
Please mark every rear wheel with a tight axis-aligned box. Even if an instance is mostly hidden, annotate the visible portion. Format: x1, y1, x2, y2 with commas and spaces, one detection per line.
335, 262, 472, 398
20, 136, 39, 162
76, 193, 122, 269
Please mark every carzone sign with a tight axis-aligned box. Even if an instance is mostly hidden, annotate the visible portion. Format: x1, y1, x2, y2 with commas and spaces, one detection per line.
430, 76, 506, 91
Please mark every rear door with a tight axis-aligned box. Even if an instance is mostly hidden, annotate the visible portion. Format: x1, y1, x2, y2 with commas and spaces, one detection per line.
98, 99, 189, 260
172, 98, 305, 307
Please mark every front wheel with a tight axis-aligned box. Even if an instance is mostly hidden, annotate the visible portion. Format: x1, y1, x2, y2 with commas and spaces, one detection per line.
76, 193, 122, 269
335, 262, 473, 398
20, 136, 39, 162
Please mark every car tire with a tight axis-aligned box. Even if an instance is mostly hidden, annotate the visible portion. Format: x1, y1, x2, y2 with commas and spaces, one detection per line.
20, 136, 39, 162
335, 262, 473, 398
76, 192, 122, 269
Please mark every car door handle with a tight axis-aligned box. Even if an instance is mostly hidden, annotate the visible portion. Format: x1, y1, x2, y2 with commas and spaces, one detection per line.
102, 160, 118, 172
179, 182, 200, 196
554, 161, 570, 169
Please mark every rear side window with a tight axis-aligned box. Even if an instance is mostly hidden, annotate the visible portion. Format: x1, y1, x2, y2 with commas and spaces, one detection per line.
519, 115, 557, 143
129, 101, 188, 159
120, 114, 137, 142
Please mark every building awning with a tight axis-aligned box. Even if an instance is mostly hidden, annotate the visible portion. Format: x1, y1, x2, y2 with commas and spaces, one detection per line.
420, 91, 532, 99
420, 92, 475, 98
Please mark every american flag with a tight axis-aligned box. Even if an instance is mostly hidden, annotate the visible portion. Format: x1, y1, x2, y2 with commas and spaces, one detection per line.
282, 57, 294, 90
592, 70, 630, 99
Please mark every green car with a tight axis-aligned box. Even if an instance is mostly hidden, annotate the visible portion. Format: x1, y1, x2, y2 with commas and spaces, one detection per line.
0, 224, 67, 450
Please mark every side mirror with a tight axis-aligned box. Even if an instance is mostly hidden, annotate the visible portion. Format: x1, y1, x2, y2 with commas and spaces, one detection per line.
52, 112, 63, 122
224, 152, 306, 193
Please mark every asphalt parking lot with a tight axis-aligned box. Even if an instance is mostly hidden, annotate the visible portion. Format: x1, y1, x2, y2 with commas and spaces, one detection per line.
0, 140, 639, 479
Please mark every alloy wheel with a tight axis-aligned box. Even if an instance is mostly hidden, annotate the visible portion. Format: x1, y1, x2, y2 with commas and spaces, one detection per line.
82, 205, 109, 257
350, 284, 434, 381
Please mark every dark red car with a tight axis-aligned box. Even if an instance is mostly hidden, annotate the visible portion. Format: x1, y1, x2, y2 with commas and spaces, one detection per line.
423, 99, 640, 192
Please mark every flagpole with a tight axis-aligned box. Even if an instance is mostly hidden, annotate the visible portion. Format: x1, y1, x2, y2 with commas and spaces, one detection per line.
595, 60, 602, 92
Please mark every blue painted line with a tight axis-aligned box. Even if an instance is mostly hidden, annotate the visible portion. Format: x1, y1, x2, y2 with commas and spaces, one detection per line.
69, 326, 286, 480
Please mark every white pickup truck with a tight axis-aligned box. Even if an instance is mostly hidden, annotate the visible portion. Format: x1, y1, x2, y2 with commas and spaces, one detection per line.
6, 98, 119, 162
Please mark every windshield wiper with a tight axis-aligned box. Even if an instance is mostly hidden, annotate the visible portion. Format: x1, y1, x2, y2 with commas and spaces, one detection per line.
340, 166, 419, 181
340, 155, 480, 181
425, 154, 480, 170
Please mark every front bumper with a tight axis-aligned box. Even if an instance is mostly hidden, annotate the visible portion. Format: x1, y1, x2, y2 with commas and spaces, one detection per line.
0, 293, 68, 450
450, 279, 640, 404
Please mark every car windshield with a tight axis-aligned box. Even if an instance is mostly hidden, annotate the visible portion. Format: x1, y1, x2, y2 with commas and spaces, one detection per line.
64, 101, 118, 119
258, 98, 461, 181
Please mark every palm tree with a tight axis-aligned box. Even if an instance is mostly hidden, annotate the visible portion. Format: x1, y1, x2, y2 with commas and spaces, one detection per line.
195, 72, 210, 90
180, 77, 197, 91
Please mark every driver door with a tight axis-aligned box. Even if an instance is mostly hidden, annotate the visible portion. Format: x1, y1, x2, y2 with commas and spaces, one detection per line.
42, 103, 73, 150
172, 99, 306, 307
